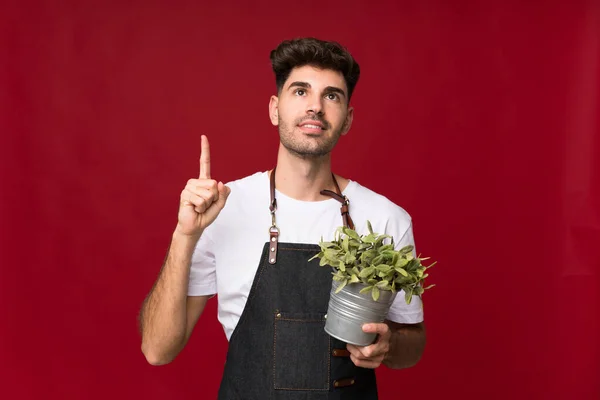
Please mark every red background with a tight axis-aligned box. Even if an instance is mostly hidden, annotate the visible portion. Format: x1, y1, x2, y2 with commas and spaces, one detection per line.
1, 1, 599, 399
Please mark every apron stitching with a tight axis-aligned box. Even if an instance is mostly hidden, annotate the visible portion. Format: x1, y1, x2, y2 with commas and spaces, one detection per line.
327, 336, 332, 390
278, 247, 319, 252
273, 312, 277, 392
278, 318, 324, 322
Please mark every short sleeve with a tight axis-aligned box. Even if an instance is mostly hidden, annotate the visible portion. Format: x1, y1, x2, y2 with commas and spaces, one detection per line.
187, 226, 217, 296
386, 220, 425, 324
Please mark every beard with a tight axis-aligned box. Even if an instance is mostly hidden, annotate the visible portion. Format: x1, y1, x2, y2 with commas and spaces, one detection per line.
278, 115, 344, 159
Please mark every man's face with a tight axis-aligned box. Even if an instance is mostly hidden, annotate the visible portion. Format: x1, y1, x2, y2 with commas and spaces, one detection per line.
269, 65, 354, 158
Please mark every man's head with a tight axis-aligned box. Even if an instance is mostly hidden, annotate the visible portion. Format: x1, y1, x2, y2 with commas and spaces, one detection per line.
268, 38, 360, 159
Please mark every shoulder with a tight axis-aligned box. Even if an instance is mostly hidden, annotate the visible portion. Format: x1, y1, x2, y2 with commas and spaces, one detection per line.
347, 181, 411, 221
345, 181, 413, 241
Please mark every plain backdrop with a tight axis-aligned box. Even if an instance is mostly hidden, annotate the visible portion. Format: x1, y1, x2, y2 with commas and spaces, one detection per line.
1, 1, 598, 399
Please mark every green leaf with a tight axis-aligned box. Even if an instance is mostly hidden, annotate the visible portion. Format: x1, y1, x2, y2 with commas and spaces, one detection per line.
395, 267, 408, 277
348, 238, 361, 250
399, 245, 414, 255
335, 279, 348, 293
404, 289, 413, 304
359, 266, 376, 278
376, 281, 390, 290
405, 259, 419, 271
343, 227, 361, 241
367, 220, 373, 234
382, 249, 396, 258
395, 257, 409, 268
344, 252, 356, 264
362, 233, 377, 243
372, 286, 380, 301
360, 249, 377, 263
359, 285, 374, 294
349, 274, 360, 283
342, 236, 349, 252
324, 248, 339, 259
372, 255, 384, 265
359, 242, 372, 250
338, 260, 346, 272
375, 264, 392, 273
308, 251, 322, 262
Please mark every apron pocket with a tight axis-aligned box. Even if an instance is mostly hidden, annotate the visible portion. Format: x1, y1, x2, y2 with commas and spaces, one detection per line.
273, 311, 330, 391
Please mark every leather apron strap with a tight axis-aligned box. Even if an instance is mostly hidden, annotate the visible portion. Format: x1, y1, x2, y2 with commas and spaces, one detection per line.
268, 167, 355, 265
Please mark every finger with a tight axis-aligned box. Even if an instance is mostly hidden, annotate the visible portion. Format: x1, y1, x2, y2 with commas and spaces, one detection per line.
186, 179, 218, 200
187, 178, 218, 191
215, 182, 231, 207
199, 135, 211, 179
347, 344, 371, 360
181, 190, 211, 213
186, 184, 219, 204
348, 341, 388, 360
349, 353, 381, 369
362, 323, 390, 335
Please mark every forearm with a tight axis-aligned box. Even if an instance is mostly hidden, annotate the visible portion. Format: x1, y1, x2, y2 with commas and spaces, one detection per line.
140, 230, 200, 364
383, 321, 426, 369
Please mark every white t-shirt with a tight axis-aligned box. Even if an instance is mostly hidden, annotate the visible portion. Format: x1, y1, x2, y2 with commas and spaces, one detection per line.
188, 171, 424, 340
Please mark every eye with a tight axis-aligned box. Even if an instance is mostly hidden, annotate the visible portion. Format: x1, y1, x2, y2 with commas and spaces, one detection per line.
326, 93, 339, 101
294, 89, 306, 96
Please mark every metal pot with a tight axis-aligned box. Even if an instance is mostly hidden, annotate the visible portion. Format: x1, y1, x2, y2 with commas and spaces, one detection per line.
324, 279, 397, 346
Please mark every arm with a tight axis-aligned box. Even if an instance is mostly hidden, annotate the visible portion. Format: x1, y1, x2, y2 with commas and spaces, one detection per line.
346, 320, 426, 370
139, 231, 210, 365
139, 135, 230, 365
383, 320, 426, 369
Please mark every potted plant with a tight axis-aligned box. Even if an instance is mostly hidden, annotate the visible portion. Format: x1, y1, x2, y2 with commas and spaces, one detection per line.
309, 221, 436, 346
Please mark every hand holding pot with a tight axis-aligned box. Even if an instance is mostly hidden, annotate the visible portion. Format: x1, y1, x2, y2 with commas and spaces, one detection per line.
346, 323, 391, 369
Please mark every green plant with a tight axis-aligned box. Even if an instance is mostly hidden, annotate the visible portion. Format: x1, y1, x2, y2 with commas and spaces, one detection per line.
309, 221, 436, 303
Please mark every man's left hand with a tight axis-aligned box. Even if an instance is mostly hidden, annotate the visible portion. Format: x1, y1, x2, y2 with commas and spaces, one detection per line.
346, 323, 391, 369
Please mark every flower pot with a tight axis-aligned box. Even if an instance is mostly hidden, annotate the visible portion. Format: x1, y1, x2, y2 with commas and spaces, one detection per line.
324, 279, 397, 346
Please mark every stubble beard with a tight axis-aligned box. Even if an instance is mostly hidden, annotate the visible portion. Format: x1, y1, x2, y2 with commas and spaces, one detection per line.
278, 116, 343, 159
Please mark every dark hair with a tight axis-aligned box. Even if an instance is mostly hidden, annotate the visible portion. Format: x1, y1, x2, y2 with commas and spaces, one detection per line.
270, 37, 360, 102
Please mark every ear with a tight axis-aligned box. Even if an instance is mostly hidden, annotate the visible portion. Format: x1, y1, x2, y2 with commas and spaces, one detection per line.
269, 95, 279, 126
341, 106, 354, 136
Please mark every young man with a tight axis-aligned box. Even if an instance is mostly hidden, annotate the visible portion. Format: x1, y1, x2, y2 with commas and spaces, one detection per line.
139, 37, 426, 399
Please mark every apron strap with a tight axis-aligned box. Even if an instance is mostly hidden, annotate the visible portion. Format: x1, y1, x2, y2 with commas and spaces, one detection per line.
269, 167, 355, 233
268, 168, 355, 264
320, 176, 355, 230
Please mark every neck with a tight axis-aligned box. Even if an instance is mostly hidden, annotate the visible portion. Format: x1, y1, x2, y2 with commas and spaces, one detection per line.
272, 144, 347, 201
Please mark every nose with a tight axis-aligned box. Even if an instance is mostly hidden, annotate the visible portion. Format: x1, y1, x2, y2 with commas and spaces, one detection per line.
306, 93, 324, 116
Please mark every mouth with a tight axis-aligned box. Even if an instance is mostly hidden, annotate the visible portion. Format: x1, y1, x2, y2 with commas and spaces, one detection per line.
298, 120, 326, 133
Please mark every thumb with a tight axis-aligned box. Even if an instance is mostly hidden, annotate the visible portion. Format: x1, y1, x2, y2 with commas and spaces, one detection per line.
217, 182, 231, 207
362, 323, 389, 335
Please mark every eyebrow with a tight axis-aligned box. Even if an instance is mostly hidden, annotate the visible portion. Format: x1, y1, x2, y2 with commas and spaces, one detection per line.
287, 81, 347, 99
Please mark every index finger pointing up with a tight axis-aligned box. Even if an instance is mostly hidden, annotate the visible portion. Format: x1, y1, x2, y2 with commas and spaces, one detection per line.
199, 135, 211, 179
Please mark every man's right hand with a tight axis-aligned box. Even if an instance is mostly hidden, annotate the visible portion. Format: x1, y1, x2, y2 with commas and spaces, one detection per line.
176, 135, 231, 238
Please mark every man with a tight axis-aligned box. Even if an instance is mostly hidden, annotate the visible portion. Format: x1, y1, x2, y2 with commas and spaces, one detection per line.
139, 37, 426, 399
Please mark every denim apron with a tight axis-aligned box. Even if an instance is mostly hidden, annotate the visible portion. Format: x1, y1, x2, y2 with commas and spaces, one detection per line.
217, 168, 378, 399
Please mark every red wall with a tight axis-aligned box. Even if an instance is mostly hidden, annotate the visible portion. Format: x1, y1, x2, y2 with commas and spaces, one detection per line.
1, 1, 598, 399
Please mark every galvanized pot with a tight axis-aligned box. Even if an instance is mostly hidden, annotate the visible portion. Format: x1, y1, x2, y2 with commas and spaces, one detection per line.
324, 279, 397, 346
